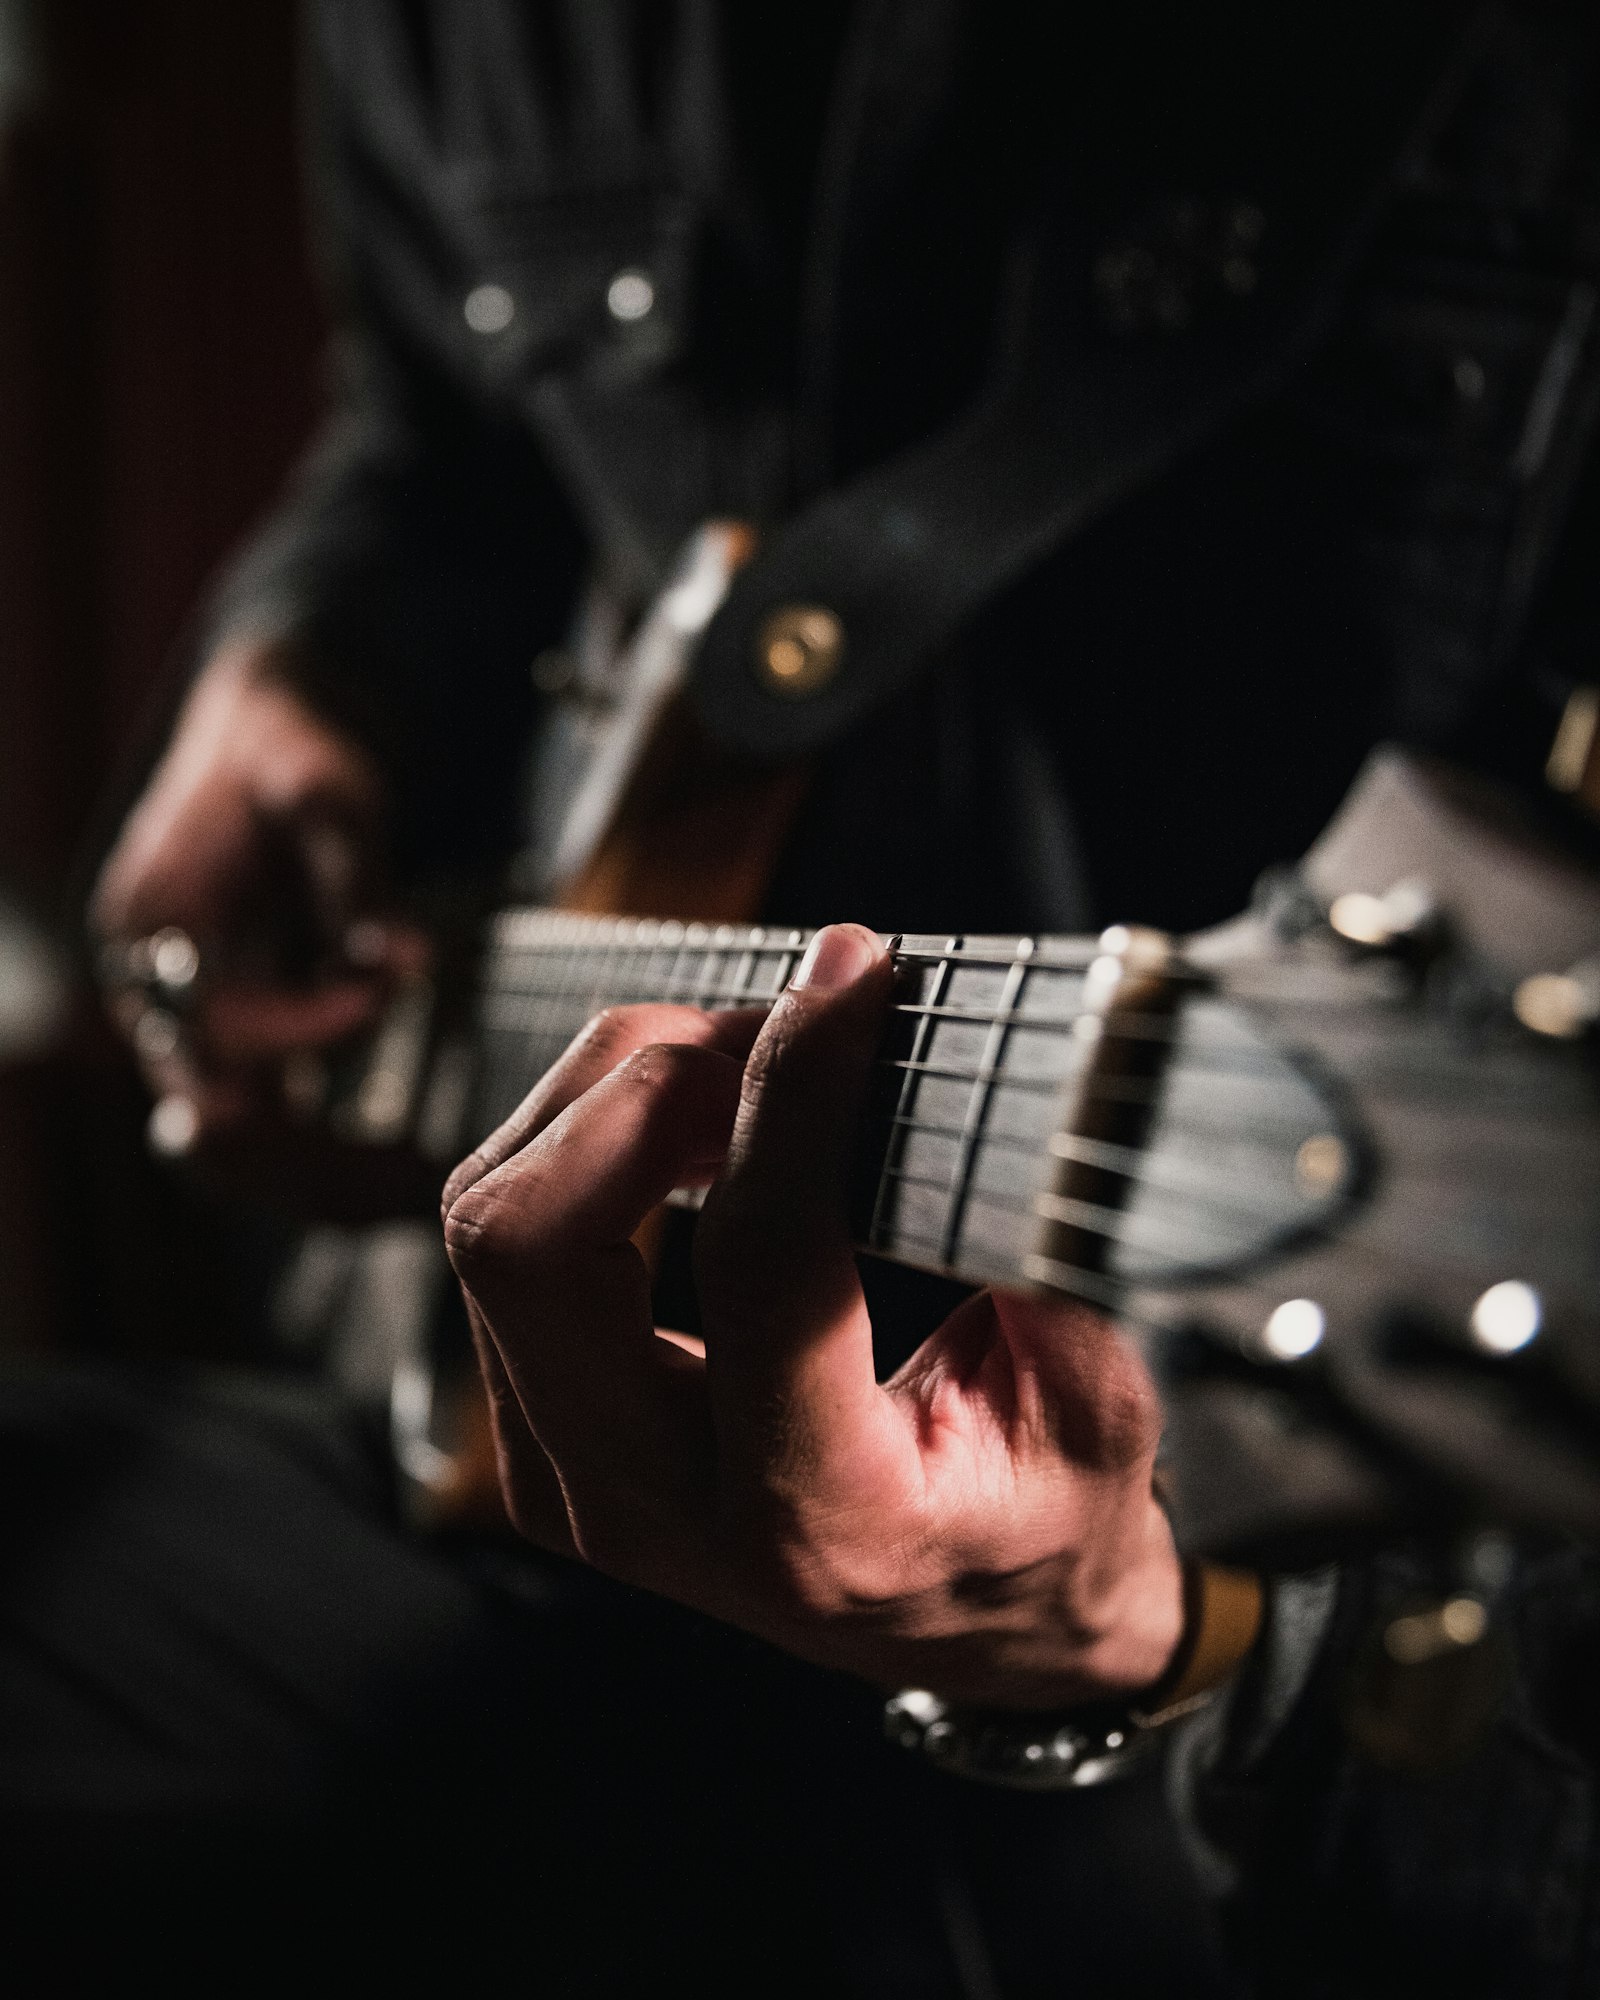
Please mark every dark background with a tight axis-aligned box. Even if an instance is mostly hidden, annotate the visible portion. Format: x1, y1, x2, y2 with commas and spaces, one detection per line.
0, 1, 325, 1359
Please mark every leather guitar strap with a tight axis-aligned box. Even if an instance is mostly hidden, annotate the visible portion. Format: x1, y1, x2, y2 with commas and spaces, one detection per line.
689, 5, 1488, 761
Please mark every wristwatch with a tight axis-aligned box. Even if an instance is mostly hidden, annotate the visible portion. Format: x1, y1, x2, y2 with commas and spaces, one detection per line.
883, 1561, 1262, 1790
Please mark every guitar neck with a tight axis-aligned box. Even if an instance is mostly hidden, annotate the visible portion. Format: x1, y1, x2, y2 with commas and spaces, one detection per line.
470, 907, 1339, 1312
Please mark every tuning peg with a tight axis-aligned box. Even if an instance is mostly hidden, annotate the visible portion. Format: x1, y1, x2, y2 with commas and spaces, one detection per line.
1378, 1285, 1545, 1372
1468, 1280, 1544, 1356
1259, 1296, 1327, 1361
1326, 876, 1443, 954
1250, 865, 1326, 939
1513, 954, 1600, 1040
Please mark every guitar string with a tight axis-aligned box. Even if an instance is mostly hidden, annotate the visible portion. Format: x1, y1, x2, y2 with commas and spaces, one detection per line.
468, 933, 1501, 1259
477, 967, 1507, 1108
477, 994, 1441, 1106
468, 1052, 1515, 1290
481, 956, 1463, 1047
464, 937, 1581, 1332
473, 1026, 1348, 1248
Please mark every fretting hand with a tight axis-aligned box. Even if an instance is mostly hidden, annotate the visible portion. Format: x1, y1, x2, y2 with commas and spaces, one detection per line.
443, 923, 1185, 1707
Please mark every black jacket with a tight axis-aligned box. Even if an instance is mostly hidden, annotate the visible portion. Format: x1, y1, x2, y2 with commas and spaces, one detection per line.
213, 5, 1600, 1992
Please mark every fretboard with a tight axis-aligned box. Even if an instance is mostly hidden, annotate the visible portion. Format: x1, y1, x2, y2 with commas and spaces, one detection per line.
466, 909, 1347, 1311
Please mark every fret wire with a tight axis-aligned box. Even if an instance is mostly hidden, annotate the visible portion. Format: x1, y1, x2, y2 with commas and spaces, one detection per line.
888, 944, 1099, 971
883, 1056, 1292, 1097
486, 957, 1228, 1051
688, 937, 715, 1009
586, 923, 624, 1023
770, 929, 807, 995
889, 1001, 1177, 1043
481, 1002, 1306, 1096
882, 1227, 1127, 1312
887, 944, 1212, 987
549, 932, 588, 1047
486, 957, 1377, 1014
870, 937, 957, 1252
666, 926, 699, 1003
728, 942, 759, 1008
486, 982, 1262, 1061
479, 991, 1310, 1102
882, 1159, 1294, 1237
717, 936, 752, 1006
940, 940, 1033, 1266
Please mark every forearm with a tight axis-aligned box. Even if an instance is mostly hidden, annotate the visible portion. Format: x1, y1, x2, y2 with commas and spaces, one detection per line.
201, 373, 582, 879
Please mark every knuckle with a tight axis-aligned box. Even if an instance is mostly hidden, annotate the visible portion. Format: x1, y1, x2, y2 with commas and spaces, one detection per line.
576, 1005, 655, 1068
1073, 1363, 1163, 1472
440, 1150, 489, 1220
617, 1038, 694, 1088
442, 1178, 527, 1282
737, 1010, 801, 1108
615, 1041, 715, 1136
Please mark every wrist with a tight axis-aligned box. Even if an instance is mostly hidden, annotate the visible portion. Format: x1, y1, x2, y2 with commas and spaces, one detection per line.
1076, 1493, 1189, 1700
883, 1558, 1264, 1791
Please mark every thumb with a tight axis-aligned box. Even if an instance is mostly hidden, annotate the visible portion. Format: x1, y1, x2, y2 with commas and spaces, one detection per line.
991, 1290, 1165, 1474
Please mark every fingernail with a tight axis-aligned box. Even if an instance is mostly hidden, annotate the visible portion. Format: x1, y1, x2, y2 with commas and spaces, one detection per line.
789, 924, 880, 992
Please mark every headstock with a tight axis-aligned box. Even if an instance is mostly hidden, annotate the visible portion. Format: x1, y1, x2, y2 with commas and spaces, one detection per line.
1144, 749, 1600, 1568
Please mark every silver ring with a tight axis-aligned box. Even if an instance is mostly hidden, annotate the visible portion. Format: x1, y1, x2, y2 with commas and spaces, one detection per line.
102, 925, 202, 1009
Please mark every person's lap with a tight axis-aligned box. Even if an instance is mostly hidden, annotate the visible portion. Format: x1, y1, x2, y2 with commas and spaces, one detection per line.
0, 1357, 1233, 1993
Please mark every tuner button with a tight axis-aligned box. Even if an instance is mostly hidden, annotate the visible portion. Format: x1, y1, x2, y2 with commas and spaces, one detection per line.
754, 605, 846, 697
1328, 877, 1438, 950
1262, 1298, 1325, 1360
1513, 958, 1600, 1039
1468, 1280, 1542, 1355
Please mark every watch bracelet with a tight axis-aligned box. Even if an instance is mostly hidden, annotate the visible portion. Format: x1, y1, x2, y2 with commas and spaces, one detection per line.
882, 1560, 1263, 1791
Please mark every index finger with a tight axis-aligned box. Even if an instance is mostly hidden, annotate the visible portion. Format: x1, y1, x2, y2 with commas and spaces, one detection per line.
694, 925, 900, 1491
442, 1003, 766, 1218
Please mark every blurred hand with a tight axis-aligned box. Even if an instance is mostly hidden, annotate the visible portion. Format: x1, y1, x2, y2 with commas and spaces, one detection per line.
91, 637, 436, 1215
443, 925, 1185, 1707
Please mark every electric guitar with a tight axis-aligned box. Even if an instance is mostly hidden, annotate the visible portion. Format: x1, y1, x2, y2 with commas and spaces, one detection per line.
321, 526, 1600, 1571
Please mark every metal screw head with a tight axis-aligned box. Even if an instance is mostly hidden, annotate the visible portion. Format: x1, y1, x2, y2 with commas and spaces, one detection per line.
754, 604, 846, 697
1328, 877, 1437, 950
